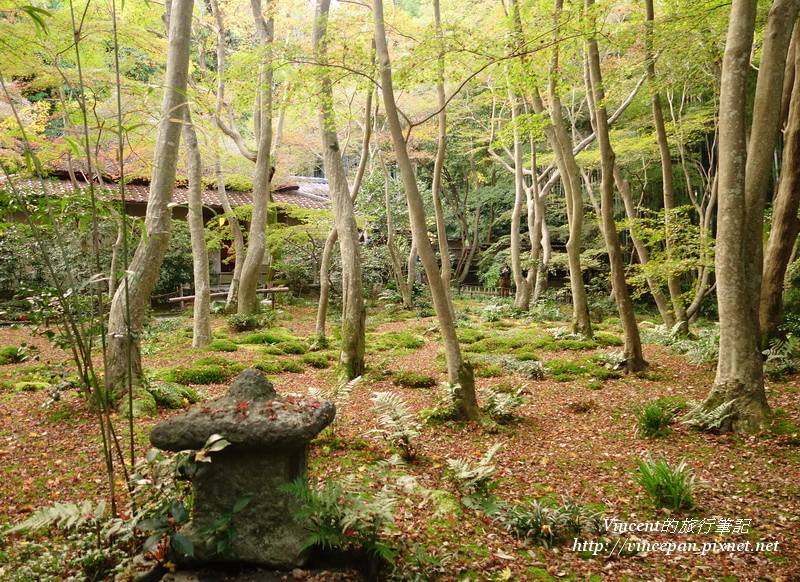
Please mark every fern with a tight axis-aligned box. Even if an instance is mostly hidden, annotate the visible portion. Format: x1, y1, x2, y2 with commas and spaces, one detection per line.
446, 443, 503, 512
683, 399, 737, 431
5, 500, 107, 534
369, 391, 420, 461
479, 386, 526, 423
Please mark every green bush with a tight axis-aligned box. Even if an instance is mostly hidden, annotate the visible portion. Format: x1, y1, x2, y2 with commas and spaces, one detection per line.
498, 498, 603, 548
0, 345, 29, 365
227, 313, 262, 332
632, 454, 695, 510
633, 399, 678, 438
205, 339, 239, 352
392, 370, 437, 389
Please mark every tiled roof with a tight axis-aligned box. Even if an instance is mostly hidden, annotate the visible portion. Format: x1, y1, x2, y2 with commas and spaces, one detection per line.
1, 177, 330, 211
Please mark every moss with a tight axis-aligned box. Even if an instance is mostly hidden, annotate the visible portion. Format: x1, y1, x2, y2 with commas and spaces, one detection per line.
556, 339, 598, 350
242, 329, 294, 344
260, 345, 286, 355
301, 352, 332, 369
252, 361, 283, 375
205, 339, 239, 352
392, 370, 437, 389
595, 369, 622, 381
594, 332, 623, 347
173, 365, 231, 385
280, 360, 304, 373
546, 360, 589, 376
13, 380, 49, 392
473, 363, 505, 378
457, 329, 488, 344
147, 381, 200, 409
370, 330, 426, 352
0, 346, 28, 365
278, 340, 309, 355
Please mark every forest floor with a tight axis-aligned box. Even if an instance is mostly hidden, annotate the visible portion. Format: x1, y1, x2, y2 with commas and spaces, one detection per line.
1, 296, 799, 582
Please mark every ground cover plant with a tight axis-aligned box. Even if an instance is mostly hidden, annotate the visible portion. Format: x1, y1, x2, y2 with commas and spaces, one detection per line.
1, 300, 799, 581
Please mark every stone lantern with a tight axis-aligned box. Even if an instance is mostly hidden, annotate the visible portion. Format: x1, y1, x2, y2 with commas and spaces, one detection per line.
149, 368, 335, 568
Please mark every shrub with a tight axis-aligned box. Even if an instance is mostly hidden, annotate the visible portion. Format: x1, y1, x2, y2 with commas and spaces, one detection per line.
0, 345, 29, 365
226, 313, 262, 332
205, 339, 239, 352
498, 498, 603, 548
392, 370, 437, 389
632, 454, 695, 510
479, 386, 526, 423
446, 443, 503, 512
633, 399, 678, 438
280, 476, 398, 569
369, 391, 420, 461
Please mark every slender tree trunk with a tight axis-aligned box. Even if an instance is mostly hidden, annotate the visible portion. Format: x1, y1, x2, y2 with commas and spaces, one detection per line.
431, 0, 451, 286
184, 110, 211, 348
106, 0, 194, 396
700, 0, 799, 432
614, 165, 674, 326
584, 0, 646, 371
216, 158, 245, 312
313, 0, 365, 379
373, 0, 479, 421
645, 0, 688, 334
237, 0, 274, 314
760, 24, 800, 347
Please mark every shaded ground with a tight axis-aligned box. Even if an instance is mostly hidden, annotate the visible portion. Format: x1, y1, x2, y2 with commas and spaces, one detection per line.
1, 298, 799, 581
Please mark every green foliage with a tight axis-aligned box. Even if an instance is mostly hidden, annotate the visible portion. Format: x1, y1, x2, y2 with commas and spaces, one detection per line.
5, 499, 108, 535
498, 498, 603, 548
545, 360, 589, 378
480, 299, 513, 322
446, 443, 503, 513
0, 344, 29, 365
146, 381, 200, 409
683, 399, 737, 432
527, 301, 569, 323
632, 455, 695, 510
281, 476, 398, 566
369, 391, 420, 462
473, 362, 505, 378
763, 335, 800, 381
226, 313, 263, 333
392, 370, 437, 389
633, 399, 680, 438
153, 221, 194, 301
479, 386, 526, 423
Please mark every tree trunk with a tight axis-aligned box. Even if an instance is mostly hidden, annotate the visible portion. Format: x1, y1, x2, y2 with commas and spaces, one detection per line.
106, 0, 194, 396
431, 0, 451, 287
584, 0, 646, 372
237, 0, 274, 314
645, 0, 688, 335
184, 110, 212, 348
373, 0, 479, 421
313, 0, 365, 379
700, 0, 799, 432
216, 158, 245, 313
760, 24, 800, 347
